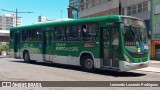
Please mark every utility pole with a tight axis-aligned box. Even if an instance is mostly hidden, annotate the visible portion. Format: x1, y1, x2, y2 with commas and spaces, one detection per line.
119, 0, 122, 15
0, 8, 33, 27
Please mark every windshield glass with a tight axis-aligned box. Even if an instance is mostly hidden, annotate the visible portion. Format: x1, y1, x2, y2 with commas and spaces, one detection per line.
123, 26, 148, 53
121, 17, 148, 53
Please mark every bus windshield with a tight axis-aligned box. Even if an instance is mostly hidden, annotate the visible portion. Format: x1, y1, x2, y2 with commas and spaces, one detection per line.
121, 17, 148, 56
123, 26, 148, 52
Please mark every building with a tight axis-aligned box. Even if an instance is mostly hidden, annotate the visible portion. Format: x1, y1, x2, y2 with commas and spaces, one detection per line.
35, 16, 52, 24
34, 16, 74, 24
0, 14, 21, 49
69, 0, 80, 9
150, 0, 160, 60
0, 30, 9, 44
77, 0, 150, 34
0, 14, 22, 30
79, 0, 150, 18
38, 16, 47, 22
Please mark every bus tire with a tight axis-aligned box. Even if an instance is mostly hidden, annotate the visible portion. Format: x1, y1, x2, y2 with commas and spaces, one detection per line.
24, 52, 30, 63
81, 55, 95, 72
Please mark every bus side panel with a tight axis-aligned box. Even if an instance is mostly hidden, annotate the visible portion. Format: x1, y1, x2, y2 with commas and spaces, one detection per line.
53, 42, 81, 65
28, 42, 43, 61
52, 41, 100, 66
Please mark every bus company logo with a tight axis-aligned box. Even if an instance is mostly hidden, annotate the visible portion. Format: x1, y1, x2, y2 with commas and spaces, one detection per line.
84, 43, 95, 48
1, 82, 42, 87
2, 82, 12, 87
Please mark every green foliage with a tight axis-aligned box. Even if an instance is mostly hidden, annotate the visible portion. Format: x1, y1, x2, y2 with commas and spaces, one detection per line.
0, 44, 9, 52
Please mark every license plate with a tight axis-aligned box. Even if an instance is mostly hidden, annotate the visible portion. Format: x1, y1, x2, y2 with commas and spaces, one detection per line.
139, 64, 144, 67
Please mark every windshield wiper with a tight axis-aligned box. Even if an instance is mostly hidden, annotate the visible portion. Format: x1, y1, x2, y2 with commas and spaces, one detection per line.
129, 25, 136, 36
129, 25, 141, 45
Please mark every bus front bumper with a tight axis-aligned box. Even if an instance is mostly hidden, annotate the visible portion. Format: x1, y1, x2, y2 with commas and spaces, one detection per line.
119, 61, 149, 71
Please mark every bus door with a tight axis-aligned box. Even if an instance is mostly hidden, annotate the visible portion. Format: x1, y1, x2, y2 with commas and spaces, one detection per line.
111, 26, 120, 69
102, 27, 110, 67
102, 26, 119, 69
14, 32, 20, 58
43, 30, 53, 61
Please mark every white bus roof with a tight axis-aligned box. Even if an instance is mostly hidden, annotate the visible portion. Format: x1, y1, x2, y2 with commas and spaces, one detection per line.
33, 18, 74, 24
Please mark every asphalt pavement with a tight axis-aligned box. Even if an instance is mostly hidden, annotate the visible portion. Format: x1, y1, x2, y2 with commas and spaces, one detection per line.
1, 57, 160, 90
0, 55, 160, 73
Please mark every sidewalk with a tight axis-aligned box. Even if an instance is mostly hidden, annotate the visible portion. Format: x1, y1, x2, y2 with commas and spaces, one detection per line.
149, 60, 160, 64
0, 55, 9, 58
137, 60, 160, 73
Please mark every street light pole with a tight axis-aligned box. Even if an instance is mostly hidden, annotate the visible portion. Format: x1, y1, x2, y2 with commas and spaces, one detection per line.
16, 8, 18, 26
0, 8, 33, 27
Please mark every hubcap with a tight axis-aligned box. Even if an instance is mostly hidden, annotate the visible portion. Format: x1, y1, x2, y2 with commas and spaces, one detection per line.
85, 59, 93, 69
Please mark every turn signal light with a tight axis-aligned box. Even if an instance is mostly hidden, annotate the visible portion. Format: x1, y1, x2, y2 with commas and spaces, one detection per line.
124, 54, 131, 63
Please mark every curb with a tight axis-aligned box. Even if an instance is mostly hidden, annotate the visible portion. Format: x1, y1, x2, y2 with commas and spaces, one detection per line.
0, 56, 10, 58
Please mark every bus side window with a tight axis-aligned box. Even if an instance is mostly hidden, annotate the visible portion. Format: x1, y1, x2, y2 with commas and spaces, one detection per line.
81, 23, 98, 41
66, 25, 80, 41
55, 26, 65, 41
81, 24, 88, 37
38, 29, 42, 42
54, 27, 59, 41
27, 29, 39, 42
88, 23, 98, 41
22, 30, 28, 42
66, 26, 71, 41
77, 25, 81, 37
32, 29, 39, 41
72, 25, 81, 41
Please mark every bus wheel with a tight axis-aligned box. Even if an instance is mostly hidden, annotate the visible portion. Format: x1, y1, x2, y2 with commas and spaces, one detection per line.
82, 56, 95, 72
24, 52, 30, 63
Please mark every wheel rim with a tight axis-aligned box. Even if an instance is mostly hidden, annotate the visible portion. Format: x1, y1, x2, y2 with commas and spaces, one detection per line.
85, 59, 93, 69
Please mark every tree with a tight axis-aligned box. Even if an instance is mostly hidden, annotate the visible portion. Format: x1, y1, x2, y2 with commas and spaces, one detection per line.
0, 44, 9, 52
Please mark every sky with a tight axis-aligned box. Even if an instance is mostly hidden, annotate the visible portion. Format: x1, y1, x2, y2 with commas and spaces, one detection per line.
0, 0, 69, 25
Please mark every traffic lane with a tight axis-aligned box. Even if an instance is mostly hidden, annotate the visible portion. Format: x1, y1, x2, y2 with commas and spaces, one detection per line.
1, 58, 160, 90
11, 60, 146, 77
0, 58, 160, 81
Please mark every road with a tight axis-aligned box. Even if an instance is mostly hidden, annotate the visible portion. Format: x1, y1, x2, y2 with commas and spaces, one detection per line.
0, 58, 160, 90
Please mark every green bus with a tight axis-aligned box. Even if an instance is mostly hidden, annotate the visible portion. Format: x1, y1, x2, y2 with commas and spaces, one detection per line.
9, 15, 149, 72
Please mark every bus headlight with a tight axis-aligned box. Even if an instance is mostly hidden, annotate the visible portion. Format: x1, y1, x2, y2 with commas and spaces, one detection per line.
124, 54, 131, 63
